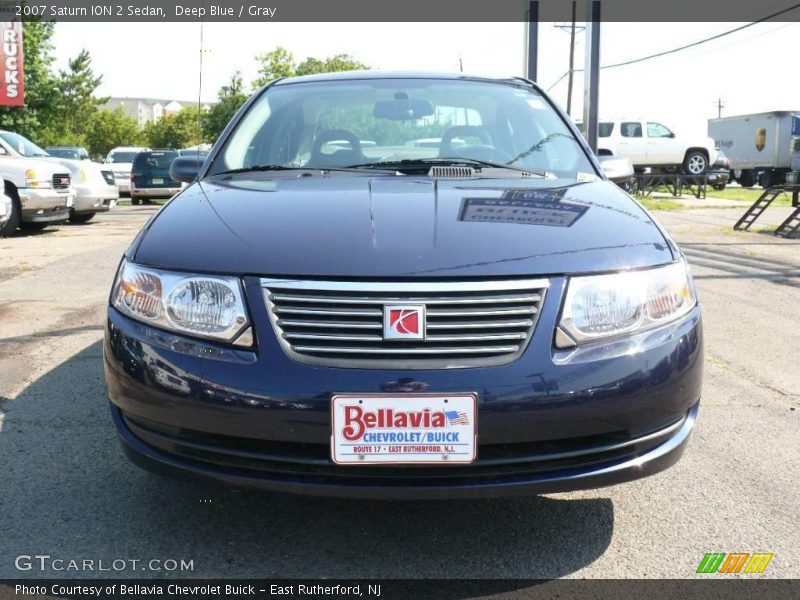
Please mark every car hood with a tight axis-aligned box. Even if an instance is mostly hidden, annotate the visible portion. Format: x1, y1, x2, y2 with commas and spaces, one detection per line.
0, 155, 66, 177
133, 175, 674, 278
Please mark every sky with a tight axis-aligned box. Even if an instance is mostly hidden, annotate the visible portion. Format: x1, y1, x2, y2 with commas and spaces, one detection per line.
51, 20, 800, 136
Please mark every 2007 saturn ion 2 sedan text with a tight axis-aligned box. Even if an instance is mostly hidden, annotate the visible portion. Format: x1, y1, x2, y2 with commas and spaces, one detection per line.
104, 72, 702, 498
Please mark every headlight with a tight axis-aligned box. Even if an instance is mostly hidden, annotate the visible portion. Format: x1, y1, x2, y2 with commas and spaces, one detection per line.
556, 260, 697, 347
111, 260, 252, 346
24, 169, 52, 189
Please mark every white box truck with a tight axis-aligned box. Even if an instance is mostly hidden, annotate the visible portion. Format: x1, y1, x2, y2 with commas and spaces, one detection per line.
708, 111, 800, 188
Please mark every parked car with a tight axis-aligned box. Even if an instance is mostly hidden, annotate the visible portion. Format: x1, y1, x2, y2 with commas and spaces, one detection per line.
45, 146, 90, 161
178, 148, 210, 160
582, 118, 718, 175
0, 131, 118, 224
706, 150, 731, 191
104, 146, 150, 195
130, 150, 181, 204
0, 131, 73, 235
106, 72, 703, 498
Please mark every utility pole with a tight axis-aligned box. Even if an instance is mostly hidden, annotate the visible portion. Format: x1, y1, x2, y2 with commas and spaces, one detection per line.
554, 4, 584, 116
525, 1, 539, 81
566, 1, 577, 116
715, 98, 725, 118
582, 1, 601, 152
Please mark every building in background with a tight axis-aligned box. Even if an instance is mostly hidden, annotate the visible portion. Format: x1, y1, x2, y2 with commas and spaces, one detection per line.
105, 97, 213, 127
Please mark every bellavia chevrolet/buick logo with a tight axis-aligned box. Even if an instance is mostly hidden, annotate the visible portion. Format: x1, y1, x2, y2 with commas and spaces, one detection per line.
383, 305, 425, 340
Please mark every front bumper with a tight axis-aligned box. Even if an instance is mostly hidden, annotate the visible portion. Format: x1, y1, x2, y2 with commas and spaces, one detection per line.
131, 186, 181, 199
105, 274, 703, 498
72, 184, 119, 214
18, 188, 72, 223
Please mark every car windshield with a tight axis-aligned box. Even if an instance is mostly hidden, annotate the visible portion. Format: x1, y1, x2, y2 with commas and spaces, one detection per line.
1, 132, 50, 157
47, 148, 81, 159
108, 151, 140, 163
210, 77, 594, 178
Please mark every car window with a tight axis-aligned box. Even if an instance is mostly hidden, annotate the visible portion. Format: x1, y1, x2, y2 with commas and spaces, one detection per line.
621, 122, 642, 138
0, 132, 50, 157
47, 148, 80, 160
598, 122, 613, 137
647, 122, 673, 138
213, 78, 595, 179
108, 151, 140, 163
135, 152, 178, 169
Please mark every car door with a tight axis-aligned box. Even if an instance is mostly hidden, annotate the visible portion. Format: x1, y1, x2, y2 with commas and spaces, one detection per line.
646, 122, 682, 165
617, 121, 647, 165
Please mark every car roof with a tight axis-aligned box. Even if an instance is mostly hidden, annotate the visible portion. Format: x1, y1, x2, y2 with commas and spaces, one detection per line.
110, 147, 148, 152
272, 70, 533, 87
46, 145, 85, 149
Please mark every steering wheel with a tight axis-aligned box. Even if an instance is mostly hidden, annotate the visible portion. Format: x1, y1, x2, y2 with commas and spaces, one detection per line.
309, 129, 364, 167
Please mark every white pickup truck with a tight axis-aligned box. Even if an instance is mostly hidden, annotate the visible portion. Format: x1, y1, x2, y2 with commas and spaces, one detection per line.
584, 118, 718, 175
0, 140, 74, 236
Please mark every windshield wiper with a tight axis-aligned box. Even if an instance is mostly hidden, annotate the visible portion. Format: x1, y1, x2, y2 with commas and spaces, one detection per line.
214, 164, 399, 177
345, 158, 547, 177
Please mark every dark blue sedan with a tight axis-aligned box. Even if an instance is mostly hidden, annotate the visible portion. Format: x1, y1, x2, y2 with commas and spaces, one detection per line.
104, 72, 702, 498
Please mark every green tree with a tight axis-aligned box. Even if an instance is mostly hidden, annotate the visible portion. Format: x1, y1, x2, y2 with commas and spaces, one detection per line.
252, 48, 368, 88
49, 49, 108, 142
204, 72, 248, 142
143, 106, 205, 149
252, 47, 296, 88
0, 21, 60, 142
84, 108, 142, 158
296, 54, 367, 76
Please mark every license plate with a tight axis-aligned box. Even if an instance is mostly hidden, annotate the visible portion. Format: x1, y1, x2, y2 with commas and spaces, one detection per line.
331, 393, 477, 465
152, 178, 164, 185
66, 195, 74, 208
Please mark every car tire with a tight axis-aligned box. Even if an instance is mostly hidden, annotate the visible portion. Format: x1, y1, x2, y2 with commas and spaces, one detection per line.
0, 184, 21, 237
69, 211, 96, 224
737, 170, 756, 188
683, 151, 708, 175
131, 196, 141, 205
712, 184, 726, 191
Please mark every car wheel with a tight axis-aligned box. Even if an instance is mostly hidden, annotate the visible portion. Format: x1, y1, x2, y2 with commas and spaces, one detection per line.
683, 151, 708, 175
0, 185, 21, 237
737, 170, 756, 187
131, 196, 141, 205
712, 184, 726, 191
69, 211, 96, 224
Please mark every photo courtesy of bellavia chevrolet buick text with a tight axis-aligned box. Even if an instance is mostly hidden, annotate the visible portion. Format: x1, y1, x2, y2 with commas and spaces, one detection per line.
104, 72, 703, 498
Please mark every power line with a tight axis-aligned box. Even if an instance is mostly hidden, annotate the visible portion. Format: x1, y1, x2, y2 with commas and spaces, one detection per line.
545, 2, 800, 89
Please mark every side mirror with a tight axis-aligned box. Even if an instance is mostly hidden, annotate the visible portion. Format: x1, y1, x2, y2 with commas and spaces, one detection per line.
169, 156, 202, 184
597, 155, 634, 182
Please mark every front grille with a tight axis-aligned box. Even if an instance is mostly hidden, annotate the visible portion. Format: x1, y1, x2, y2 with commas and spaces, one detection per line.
262, 278, 548, 369
101, 170, 116, 186
52, 173, 71, 189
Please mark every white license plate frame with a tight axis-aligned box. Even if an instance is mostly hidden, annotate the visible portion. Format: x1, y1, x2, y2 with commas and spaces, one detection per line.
331, 393, 477, 465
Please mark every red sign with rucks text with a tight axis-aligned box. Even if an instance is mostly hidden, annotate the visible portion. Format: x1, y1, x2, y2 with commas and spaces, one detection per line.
0, 21, 24, 106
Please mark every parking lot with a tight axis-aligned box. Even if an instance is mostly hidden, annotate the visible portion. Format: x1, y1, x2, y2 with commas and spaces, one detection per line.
0, 204, 798, 580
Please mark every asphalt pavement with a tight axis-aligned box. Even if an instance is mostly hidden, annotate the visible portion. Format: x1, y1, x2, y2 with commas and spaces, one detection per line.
0, 203, 798, 581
